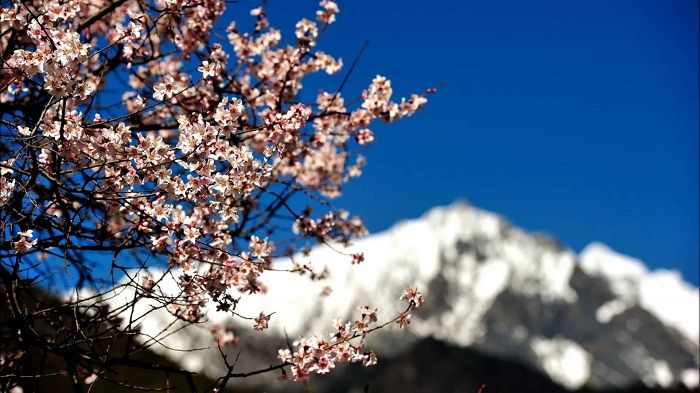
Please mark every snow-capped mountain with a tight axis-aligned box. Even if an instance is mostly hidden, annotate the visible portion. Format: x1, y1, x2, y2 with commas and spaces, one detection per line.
107, 202, 699, 392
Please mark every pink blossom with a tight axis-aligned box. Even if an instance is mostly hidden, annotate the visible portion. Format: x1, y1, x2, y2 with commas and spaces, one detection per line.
13, 230, 36, 253
153, 76, 177, 101
0, 0, 429, 386
253, 312, 270, 331
400, 285, 425, 309
396, 313, 412, 329
198, 60, 220, 79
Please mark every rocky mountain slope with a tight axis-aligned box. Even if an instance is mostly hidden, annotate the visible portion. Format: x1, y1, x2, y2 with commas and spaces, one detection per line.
107, 202, 699, 392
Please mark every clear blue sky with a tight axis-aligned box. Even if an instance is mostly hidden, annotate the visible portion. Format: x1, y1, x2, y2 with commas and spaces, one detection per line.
228, 0, 699, 284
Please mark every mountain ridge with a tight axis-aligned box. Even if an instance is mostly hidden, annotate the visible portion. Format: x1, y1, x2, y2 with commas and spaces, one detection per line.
105, 201, 700, 392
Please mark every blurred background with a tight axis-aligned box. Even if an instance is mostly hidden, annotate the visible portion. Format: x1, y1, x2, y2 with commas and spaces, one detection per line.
215, 1, 700, 391
223, 0, 698, 284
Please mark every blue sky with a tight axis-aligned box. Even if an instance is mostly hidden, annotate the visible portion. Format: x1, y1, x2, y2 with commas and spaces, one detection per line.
241, 0, 699, 284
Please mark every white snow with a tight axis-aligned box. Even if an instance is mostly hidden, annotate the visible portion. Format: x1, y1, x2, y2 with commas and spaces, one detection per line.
652, 360, 674, 388
580, 243, 648, 297
682, 369, 700, 388
580, 243, 699, 346
530, 337, 592, 390
638, 270, 700, 346
596, 298, 632, 323
473, 260, 510, 299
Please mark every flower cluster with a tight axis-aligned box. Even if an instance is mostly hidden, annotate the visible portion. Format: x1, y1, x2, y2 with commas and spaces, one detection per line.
210, 324, 240, 348
0, 0, 430, 388
400, 284, 426, 309
12, 230, 36, 254
0, 171, 16, 206
277, 286, 423, 382
277, 312, 378, 381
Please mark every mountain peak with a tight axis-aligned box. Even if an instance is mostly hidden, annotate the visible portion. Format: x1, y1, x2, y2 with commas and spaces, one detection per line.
580, 241, 699, 347
580, 242, 649, 282
105, 202, 700, 392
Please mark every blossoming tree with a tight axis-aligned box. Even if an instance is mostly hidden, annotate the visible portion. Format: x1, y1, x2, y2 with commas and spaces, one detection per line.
0, 0, 427, 391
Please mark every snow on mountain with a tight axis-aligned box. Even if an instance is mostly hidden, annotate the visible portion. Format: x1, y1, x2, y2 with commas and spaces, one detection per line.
103, 202, 699, 391
580, 242, 699, 347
